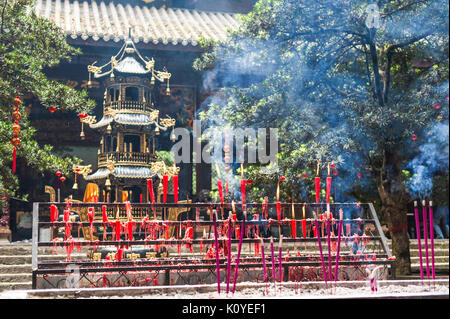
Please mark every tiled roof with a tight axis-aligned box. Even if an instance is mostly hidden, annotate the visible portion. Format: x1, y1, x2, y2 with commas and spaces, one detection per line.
34, 0, 241, 46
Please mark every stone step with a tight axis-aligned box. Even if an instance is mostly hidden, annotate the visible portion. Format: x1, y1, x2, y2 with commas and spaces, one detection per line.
411, 256, 449, 263
0, 273, 32, 283
411, 262, 449, 273
0, 282, 31, 292
409, 248, 449, 257
0, 264, 31, 274
387, 239, 449, 249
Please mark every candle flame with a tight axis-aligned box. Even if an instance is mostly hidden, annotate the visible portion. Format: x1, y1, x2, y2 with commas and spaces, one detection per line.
316, 161, 320, 176
328, 162, 330, 176
232, 200, 235, 213
240, 163, 244, 178
303, 204, 306, 219
276, 180, 280, 201
291, 201, 295, 219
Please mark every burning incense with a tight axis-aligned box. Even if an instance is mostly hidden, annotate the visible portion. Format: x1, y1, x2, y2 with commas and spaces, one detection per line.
422, 200, 430, 279
270, 237, 276, 283
260, 237, 267, 282
213, 210, 221, 294
414, 201, 424, 280
278, 236, 283, 282
226, 212, 233, 294
315, 217, 328, 286
335, 209, 343, 282
429, 201, 435, 280
232, 210, 246, 294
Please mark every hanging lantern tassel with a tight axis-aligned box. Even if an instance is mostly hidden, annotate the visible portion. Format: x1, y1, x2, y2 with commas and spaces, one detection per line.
12, 146, 16, 174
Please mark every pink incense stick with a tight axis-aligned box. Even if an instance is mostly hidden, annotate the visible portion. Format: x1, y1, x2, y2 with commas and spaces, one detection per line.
315, 219, 328, 286
334, 209, 343, 282
429, 201, 435, 280
213, 210, 221, 294
278, 236, 283, 282
422, 200, 430, 279
232, 211, 246, 294
226, 212, 232, 294
326, 218, 332, 281
270, 237, 276, 283
260, 237, 267, 282
413, 201, 424, 280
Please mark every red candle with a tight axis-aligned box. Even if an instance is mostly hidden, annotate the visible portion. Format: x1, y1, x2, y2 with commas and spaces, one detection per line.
240, 179, 246, 203
217, 180, 224, 203
291, 220, 297, 238
315, 177, 320, 203
147, 179, 155, 204
115, 220, 122, 241
276, 202, 281, 221
127, 221, 134, 241
140, 194, 143, 203
102, 205, 108, 223
63, 210, 70, 223
235, 224, 240, 239
162, 176, 168, 203
326, 177, 332, 203
173, 176, 179, 203
88, 207, 94, 224
50, 204, 58, 223
225, 179, 229, 196
302, 219, 307, 238
313, 224, 317, 238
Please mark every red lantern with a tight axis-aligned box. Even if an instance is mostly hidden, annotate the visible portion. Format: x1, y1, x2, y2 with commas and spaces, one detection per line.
49, 107, 56, 113
330, 163, 336, 169
246, 179, 253, 185
10, 137, 20, 147
78, 112, 88, 119
332, 170, 338, 176
60, 176, 66, 182
357, 172, 362, 179
302, 173, 308, 179
280, 176, 286, 181
12, 122, 20, 134
12, 110, 21, 121
412, 134, 417, 141
14, 96, 21, 106
434, 104, 440, 109
56, 171, 62, 177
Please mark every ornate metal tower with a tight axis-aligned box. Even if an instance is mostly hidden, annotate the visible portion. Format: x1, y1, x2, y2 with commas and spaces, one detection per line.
81, 32, 179, 203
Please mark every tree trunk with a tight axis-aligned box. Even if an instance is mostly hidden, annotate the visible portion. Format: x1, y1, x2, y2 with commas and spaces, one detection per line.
377, 149, 411, 275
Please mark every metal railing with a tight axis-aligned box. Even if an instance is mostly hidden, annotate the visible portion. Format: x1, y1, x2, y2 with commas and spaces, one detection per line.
31, 202, 395, 289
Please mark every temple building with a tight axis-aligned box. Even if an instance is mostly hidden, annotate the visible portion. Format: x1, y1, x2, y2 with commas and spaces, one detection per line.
23, 0, 253, 205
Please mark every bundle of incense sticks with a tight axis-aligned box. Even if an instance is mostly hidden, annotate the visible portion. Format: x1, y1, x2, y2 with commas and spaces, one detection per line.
232, 210, 246, 294
260, 237, 267, 282
334, 209, 343, 282
315, 217, 328, 286
422, 200, 430, 279
270, 237, 276, 283
226, 212, 233, 294
413, 201, 424, 280
213, 210, 220, 294
278, 236, 283, 282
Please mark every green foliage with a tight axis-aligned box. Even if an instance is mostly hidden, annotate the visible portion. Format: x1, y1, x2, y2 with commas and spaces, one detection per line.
195, 0, 449, 206
0, 0, 95, 199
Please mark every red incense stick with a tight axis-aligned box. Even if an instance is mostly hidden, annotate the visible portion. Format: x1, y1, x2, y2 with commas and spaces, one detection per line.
414, 201, 424, 280
162, 176, 168, 203
429, 201, 435, 280
422, 200, 430, 279
278, 236, 283, 282
326, 218, 332, 281
270, 237, 276, 283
